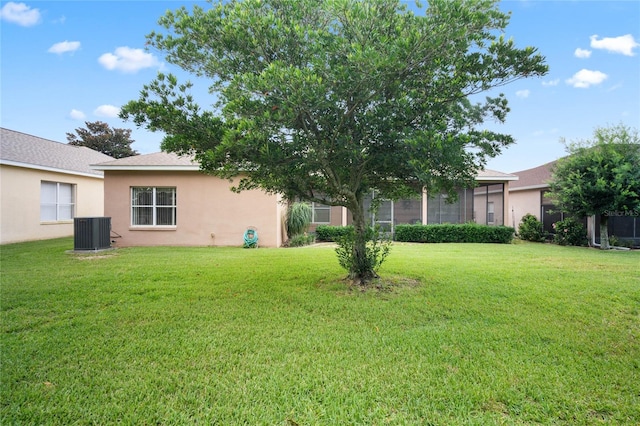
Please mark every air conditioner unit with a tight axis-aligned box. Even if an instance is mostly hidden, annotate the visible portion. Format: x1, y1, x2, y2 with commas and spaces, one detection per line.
74, 217, 111, 251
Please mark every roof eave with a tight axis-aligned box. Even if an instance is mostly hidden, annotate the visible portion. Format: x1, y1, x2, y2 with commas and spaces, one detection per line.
476, 176, 519, 182
1, 159, 104, 178
510, 183, 550, 192
91, 165, 201, 172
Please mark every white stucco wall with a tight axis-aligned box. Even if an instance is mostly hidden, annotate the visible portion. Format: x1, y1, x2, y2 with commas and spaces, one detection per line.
0, 165, 105, 244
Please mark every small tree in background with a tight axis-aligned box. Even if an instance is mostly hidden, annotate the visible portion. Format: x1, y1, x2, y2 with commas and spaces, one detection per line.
67, 121, 138, 159
548, 124, 640, 250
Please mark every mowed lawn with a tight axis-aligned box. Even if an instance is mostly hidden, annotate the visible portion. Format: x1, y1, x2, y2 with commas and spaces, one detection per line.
1, 238, 639, 425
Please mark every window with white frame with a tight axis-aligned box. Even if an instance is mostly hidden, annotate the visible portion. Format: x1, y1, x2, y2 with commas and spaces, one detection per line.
311, 202, 331, 223
40, 181, 75, 221
131, 187, 176, 226
487, 202, 495, 224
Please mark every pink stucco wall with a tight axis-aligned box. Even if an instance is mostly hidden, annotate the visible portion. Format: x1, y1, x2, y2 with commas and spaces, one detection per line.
509, 189, 543, 227
104, 171, 283, 247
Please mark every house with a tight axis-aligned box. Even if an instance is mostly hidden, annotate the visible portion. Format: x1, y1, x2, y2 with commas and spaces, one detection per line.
92, 152, 286, 247
510, 160, 639, 247
92, 152, 518, 247
509, 160, 558, 233
0, 128, 113, 245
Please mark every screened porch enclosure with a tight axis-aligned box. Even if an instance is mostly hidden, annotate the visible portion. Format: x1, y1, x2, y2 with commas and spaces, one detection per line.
473, 184, 506, 226
362, 195, 422, 232
594, 215, 640, 247
427, 188, 474, 225
350, 184, 507, 233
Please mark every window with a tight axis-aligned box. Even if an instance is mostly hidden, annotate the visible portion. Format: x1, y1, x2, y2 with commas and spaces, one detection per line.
487, 202, 495, 224
131, 187, 176, 226
41, 181, 75, 221
311, 202, 331, 223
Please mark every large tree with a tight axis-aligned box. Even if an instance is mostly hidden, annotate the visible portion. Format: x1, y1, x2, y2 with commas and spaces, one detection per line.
67, 121, 138, 159
548, 124, 640, 250
120, 0, 547, 284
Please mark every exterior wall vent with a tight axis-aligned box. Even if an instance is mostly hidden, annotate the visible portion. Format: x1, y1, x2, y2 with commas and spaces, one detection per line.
74, 217, 111, 251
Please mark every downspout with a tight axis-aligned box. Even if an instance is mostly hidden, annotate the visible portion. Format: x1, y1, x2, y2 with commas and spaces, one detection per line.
591, 215, 600, 247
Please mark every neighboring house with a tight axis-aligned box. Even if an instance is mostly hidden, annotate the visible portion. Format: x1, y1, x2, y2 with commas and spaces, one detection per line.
509, 160, 558, 233
510, 160, 639, 247
93, 151, 517, 247
0, 128, 113, 244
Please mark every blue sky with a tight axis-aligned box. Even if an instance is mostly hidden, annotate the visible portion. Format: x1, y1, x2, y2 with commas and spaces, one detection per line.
1, 0, 639, 172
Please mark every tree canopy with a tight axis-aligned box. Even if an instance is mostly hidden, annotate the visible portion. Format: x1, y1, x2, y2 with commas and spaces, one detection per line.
67, 121, 138, 159
120, 0, 547, 283
548, 124, 640, 249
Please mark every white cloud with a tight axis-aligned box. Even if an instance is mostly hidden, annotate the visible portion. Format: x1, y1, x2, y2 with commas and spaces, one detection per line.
542, 78, 560, 87
69, 109, 86, 120
0, 2, 41, 26
98, 47, 159, 73
516, 89, 530, 98
606, 83, 623, 92
590, 34, 639, 56
94, 105, 120, 118
574, 48, 591, 59
566, 69, 608, 88
48, 41, 81, 54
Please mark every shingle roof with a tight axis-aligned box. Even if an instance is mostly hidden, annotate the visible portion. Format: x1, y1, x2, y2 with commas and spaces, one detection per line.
510, 160, 558, 190
92, 151, 517, 182
477, 169, 518, 181
1, 128, 113, 177
93, 151, 197, 167
92, 151, 199, 170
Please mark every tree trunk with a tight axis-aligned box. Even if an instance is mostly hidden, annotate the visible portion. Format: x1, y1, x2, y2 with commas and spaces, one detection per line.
349, 195, 378, 285
599, 213, 610, 250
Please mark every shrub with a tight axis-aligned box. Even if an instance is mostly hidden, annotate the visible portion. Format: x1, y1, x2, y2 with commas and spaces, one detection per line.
334, 226, 391, 278
518, 213, 546, 242
609, 235, 635, 249
553, 218, 588, 246
287, 233, 316, 247
394, 223, 515, 244
315, 225, 354, 242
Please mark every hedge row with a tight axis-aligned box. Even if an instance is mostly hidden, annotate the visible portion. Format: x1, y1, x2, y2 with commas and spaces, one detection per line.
316, 224, 515, 244
315, 225, 354, 242
395, 224, 515, 244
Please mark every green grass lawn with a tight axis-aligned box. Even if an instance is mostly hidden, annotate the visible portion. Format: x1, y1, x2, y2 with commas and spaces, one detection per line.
1, 238, 639, 425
